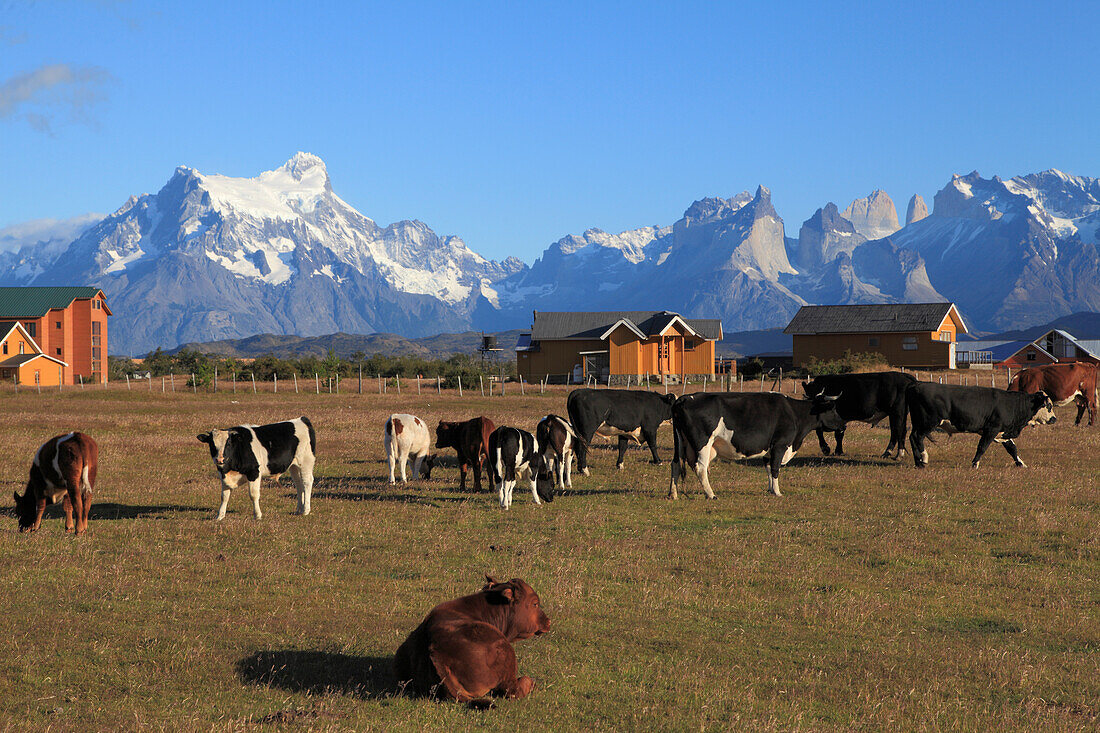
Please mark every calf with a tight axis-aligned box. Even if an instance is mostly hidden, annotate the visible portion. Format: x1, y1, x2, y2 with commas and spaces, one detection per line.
908, 384, 1056, 468
802, 371, 917, 459
669, 392, 843, 499
488, 426, 552, 509
1009, 363, 1097, 426
534, 414, 582, 491
435, 417, 495, 491
13, 432, 98, 535
395, 576, 550, 703
197, 416, 316, 520
384, 413, 434, 483
567, 388, 677, 474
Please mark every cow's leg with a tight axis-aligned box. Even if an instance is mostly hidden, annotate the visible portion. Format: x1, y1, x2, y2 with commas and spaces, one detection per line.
215, 480, 232, 520
458, 463, 468, 492
247, 479, 263, 520
527, 466, 542, 506
69, 484, 85, 536
693, 446, 718, 500
399, 451, 409, 483
910, 431, 928, 468
642, 425, 662, 465
833, 429, 846, 457
971, 432, 997, 469
30, 496, 47, 532
816, 427, 832, 456
575, 428, 592, 476
886, 413, 907, 460
412, 454, 425, 482
81, 462, 96, 534
387, 449, 397, 484
62, 494, 75, 533
80, 490, 92, 534
562, 448, 573, 488
1074, 395, 1087, 426
472, 459, 484, 492
767, 448, 783, 497
1001, 439, 1027, 467
615, 436, 630, 469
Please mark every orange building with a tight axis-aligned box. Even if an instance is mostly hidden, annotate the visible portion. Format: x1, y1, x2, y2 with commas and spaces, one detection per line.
0, 321, 67, 386
0, 287, 111, 384
784, 303, 968, 370
515, 310, 723, 384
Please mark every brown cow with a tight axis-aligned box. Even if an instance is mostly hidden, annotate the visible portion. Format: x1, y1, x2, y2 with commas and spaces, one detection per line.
13, 432, 98, 535
394, 576, 550, 703
435, 417, 495, 491
1009, 363, 1097, 426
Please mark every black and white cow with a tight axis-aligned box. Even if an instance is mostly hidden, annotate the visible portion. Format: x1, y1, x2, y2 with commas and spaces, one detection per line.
668, 392, 843, 499
802, 371, 917, 459
566, 388, 677, 474
487, 426, 552, 509
534, 414, 582, 492
197, 416, 317, 520
907, 383, 1056, 468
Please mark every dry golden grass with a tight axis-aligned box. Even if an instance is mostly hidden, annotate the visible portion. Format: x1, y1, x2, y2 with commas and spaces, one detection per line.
0, 380, 1097, 732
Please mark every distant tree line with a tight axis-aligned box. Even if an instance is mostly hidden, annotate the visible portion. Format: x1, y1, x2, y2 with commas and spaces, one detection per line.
109, 349, 517, 387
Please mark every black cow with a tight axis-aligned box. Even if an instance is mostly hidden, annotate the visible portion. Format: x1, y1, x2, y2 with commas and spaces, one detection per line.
907, 384, 1056, 469
668, 392, 843, 499
197, 416, 317, 520
802, 371, 917, 459
487, 426, 552, 509
567, 389, 677, 474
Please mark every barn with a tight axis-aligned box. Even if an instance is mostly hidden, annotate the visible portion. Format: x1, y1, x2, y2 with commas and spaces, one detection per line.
784, 302, 967, 370
515, 310, 723, 384
957, 329, 1100, 368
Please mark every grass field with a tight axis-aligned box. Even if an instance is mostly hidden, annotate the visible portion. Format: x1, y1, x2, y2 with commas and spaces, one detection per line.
1, 382, 1098, 731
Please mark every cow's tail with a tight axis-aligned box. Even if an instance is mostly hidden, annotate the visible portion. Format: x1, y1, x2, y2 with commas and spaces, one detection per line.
80, 464, 91, 492
559, 416, 587, 449
502, 444, 516, 483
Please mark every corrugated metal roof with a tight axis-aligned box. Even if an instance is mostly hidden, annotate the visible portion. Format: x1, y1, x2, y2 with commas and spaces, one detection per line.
0, 287, 107, 318
784, 303, 959, 335
1076, 340, 1100, 357
530, 311, 723, 341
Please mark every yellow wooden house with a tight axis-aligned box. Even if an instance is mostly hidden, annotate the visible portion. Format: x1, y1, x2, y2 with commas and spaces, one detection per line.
515, 310, 723, 384
0, 321, 68, 386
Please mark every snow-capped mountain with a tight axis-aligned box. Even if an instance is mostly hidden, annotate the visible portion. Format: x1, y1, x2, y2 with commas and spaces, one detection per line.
887, 169, 1100, 329
0, 214, 104, 281
11, 153, 524, 352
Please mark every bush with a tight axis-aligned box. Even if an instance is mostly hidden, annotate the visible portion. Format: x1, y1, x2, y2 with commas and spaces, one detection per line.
805, 350, 891, 376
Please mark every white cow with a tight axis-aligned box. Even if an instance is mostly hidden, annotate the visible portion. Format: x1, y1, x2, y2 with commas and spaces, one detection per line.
383, 413, 433, 484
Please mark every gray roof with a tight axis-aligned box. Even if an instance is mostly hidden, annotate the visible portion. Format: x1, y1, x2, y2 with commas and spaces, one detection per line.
1077, 340, 1100, 357
784, 303, 961, 335
530, 311, 723, 341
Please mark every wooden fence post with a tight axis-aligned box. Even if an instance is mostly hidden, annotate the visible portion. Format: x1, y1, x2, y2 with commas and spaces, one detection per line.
251, 372, 257, 393
125, 374, 130, 390
458, 376, 462, 396
437, 376, 441, 394
480, 375, 484, 396
358, 365, 362, 395
274, 373, 278, 394
396, 375, 400, 394
315, 373, 320, 394
213, 366, 217, 393
417, 375, 421, 395
294, 373, 299, 393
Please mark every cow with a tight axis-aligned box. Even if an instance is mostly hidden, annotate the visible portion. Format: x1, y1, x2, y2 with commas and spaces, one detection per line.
435, 417, 495, 492
907, 384, 1057, 468
384, 413, 434, 484
488, 426, 552, 509
395, 576, 550, 704
13, 432, 98, 535
802, 371, 917, 459
1009, 363, 1097, 427
668, 392, 844, 499
534, 414, 582, 492
197, 416, 316, 520
566, 388, 677, 474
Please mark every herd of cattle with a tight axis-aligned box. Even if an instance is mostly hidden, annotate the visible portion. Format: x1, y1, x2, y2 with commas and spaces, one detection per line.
7, 362, 1096, 703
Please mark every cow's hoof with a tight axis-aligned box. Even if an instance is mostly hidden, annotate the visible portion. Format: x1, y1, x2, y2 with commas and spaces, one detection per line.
580, 468, 590, 477
615, 464, 624, 470
650, 459, 662, 465
66, 527, 75, 534
834, 450, 845, 457
821, 448, 832, 456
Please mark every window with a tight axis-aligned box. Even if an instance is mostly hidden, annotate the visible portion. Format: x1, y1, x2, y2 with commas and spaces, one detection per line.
92, 347, 101, 359
34, 370, 40, 385
1, 341, 6, 355
92, 336, 100, 346
685, 339, 696, 351
26, 322, 36, 338
1026, 351, 1037, 361
92, 299, 100, 310
868, 337, 880, 347
19, 342, 25, 355
92, 322, 101, 335
938, 332, 952, 342
56, 321, 62, 329
902, 336, 918, 351
56, 348, 62, 356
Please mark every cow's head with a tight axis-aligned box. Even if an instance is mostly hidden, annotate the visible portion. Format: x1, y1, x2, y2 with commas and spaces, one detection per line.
11, 487, 37, 532
809, 391, 846, 431
533, 454, 555, 503
197, 429, 236, 471
420, 454, 436, 480
1028, 391, 1057, 426
661, 393, 677, 407
482, 576, 550, 641
435, 421, 459, 450
801, 378, 819, 396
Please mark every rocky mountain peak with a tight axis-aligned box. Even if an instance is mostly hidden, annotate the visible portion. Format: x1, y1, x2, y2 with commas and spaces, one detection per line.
842, 189, 900, 240
906, 194, 929, 225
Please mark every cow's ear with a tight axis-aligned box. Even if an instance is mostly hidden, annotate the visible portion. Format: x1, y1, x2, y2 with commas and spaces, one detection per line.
484, 574, 500, 587
485, 585, 515, 604
197, 432, 211, 444
12, 491, 19, 503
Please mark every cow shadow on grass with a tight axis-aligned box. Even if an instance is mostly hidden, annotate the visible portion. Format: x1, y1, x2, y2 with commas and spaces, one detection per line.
236, 650, 396, 700
781, 455, 899, 469
4, 502, 207, 522
304, 476, 479, 506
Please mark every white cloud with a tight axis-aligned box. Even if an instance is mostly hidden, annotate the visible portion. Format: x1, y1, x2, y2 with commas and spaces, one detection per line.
0, 63, 112, 132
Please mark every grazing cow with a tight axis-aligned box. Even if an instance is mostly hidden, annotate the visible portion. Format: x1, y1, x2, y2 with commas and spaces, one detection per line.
384, 413, 434, 484
395, 576, 550, 703
668, 392, 843, 499
488, 426, 551, 509
1009, 363, 1097, 426
907, 384, 1056, 468
435, 417, 495, 492
13, 432, 98, 535
534, 414, 582, 491
802, 371, 917, 459
197, 416, 316, 520
566, 388, 677, 474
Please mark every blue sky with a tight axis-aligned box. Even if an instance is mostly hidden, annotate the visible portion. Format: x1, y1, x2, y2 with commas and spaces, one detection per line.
2, 1, 1098, 261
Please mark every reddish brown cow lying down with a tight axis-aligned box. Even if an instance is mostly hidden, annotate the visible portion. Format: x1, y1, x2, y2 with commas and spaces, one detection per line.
395, 576, 550, 703
13, 432, 98, 535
